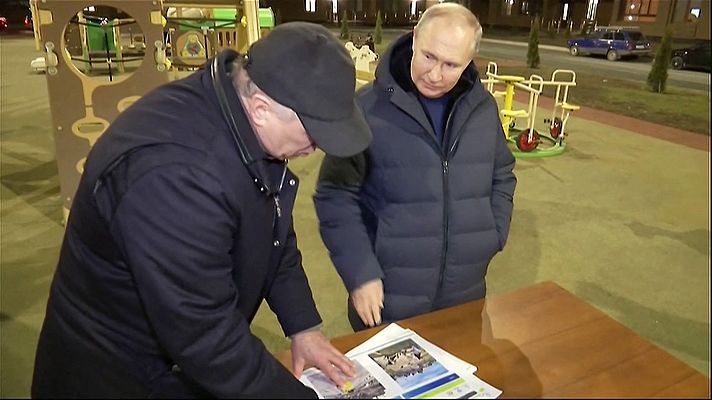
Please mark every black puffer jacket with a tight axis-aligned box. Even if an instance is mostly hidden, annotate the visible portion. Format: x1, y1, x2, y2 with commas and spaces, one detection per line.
315, 33, 516, 321
32, 50, 319, 398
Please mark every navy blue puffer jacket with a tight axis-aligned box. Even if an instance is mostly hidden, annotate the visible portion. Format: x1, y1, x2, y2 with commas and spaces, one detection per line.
315, 33, 516, 321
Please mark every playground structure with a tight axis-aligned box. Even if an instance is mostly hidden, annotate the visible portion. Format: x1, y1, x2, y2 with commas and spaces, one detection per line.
30, 1, 274, 77
165, 5, 275, 73
28, 0, 267, 221
482, 62, 580, 158
345, 41, 378, 75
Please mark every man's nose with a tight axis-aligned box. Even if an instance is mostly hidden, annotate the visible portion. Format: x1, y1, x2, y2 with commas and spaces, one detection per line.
427, 64, 442, 82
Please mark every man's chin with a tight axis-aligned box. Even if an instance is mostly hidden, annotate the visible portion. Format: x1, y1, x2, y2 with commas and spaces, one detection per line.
418, 85, 444, 98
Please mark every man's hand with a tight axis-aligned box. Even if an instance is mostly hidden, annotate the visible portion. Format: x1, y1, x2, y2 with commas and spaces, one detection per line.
351, 279, 384, 327
291, 330, 355, 387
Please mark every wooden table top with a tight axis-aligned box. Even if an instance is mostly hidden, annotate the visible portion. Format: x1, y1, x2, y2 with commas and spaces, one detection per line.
276, 281, 710, 398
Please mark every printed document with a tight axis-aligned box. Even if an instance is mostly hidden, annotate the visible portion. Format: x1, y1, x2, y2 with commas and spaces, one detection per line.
299, 324, 501, 399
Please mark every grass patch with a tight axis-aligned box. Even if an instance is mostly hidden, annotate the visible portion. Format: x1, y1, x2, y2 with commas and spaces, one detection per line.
483, 64, 710, 135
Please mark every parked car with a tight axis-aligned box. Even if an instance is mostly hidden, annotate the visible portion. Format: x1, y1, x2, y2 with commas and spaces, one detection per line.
0, 16, 8, 30
670, 43, 711, 72
567, 26, 652, 61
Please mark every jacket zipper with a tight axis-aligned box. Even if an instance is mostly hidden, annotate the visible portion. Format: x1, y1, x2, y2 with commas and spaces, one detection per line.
435, 158, 450, 303
264, 161, 289, 299
433, 95, 464, 303
271, 161, 288, 233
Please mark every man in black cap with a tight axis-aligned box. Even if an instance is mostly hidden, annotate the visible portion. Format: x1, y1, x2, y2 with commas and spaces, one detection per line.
32, 22, 371, 398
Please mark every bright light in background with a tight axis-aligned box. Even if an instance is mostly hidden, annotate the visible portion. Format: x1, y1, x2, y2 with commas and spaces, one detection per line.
563, 3, 569, 20
586, 0, 599, 20
305, 0, 316, 12
690, 8, 701, 18
332, 0, 338, 14
411, 0, 417, 16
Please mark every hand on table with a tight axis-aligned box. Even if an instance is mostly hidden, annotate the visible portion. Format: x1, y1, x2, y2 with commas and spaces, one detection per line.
291, 330, 355, 387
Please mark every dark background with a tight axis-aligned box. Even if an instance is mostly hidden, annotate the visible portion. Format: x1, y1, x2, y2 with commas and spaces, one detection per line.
0, 0, 31, 30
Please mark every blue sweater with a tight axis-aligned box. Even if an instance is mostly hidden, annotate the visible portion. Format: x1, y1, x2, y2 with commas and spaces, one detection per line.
419, 94, 450, 144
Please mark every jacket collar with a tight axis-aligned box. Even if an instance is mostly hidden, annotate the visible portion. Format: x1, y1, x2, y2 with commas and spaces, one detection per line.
208, 49, 286, 196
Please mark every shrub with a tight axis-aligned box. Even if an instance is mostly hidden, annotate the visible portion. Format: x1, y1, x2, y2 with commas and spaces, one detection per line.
527, 16, 541, 68
374, 10, 383, 44
647, 28, 673, 93
340, 10, 349, 39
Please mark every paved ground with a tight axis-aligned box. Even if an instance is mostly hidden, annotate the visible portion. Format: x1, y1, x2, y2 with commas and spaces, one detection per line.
1, 34, 709, 397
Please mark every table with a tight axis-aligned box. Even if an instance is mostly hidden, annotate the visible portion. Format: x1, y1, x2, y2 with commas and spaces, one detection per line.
276, 281, 710, 398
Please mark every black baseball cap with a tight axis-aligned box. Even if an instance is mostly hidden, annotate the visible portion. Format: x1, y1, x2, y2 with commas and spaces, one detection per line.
245, 22, 372, 157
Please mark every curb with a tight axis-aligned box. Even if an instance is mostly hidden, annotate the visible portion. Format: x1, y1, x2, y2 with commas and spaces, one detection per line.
481, 38, 569, 53
511, 91, 709, 152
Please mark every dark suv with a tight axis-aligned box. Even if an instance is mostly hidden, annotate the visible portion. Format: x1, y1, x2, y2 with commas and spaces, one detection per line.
671, 43, 710, 72
567, 26, 652, 61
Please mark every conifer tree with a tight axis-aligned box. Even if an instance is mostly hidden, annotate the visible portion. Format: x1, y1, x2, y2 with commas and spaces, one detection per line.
374, 10, 383, 44
647, 28, 673, 93
340, 10, 350, 39
527, 16, 541, 68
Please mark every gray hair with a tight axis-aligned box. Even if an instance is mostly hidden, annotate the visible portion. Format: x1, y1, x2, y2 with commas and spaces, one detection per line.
414, 2, 483, 57
231, 58, 297, 122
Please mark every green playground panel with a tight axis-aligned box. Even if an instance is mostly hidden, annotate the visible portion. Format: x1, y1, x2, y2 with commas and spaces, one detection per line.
87, 23, 116, 52
507, 133, 568, 158
179, 7, 274, 30
511, 143, 567, 158
259, 8, 275, 28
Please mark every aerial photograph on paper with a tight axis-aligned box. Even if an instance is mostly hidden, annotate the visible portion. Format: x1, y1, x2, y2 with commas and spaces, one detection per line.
305, 360, 386, 399
368, 338, 448, 390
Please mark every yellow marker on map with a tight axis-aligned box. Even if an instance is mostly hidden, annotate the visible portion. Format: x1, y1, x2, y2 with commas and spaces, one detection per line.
340, 381, 354, 394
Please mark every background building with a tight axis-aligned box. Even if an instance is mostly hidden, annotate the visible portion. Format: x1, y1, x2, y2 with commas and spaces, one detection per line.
264, 0, 710, 40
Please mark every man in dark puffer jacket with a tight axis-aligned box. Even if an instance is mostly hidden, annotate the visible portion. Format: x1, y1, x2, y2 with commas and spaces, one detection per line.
315, 3, 517, 330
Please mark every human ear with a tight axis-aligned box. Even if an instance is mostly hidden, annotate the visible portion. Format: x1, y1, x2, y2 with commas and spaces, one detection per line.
246, 93, 271, 128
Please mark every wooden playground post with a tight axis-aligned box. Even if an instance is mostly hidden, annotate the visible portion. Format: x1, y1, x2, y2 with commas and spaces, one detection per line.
78, 11, 91, 74
112, 19, 125, 73
243, 0, 260, 46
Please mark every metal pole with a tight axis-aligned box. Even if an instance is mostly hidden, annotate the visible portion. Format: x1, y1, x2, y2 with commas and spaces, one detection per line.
103, 27, 113, 81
